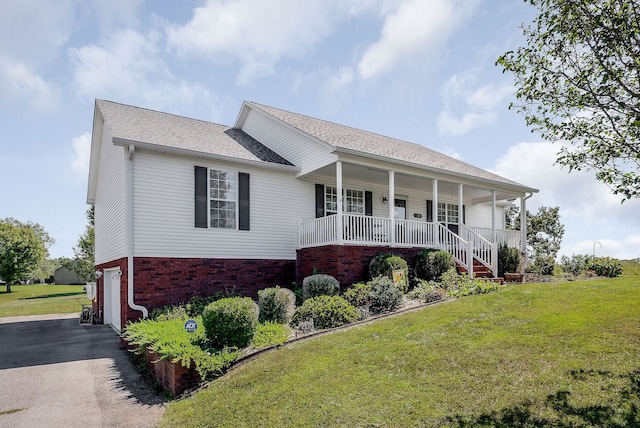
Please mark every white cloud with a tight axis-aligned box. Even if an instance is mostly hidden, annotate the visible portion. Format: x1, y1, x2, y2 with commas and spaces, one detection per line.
358, 0, 478, 79
0, 58, 58, 109
70, 30, 207, 109
71, 132, 91, 178
0, 0, 74, 67
437, 71, 512, 136
437, 110, 497, 137
167, 0, 344, 85
491, 141, 640, 259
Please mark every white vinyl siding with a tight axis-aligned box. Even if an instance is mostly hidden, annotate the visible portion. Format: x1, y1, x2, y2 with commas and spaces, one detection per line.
465, 203, 507, 229
132, 150, 312, 260
240, 107, 336, 175
94, 126, 126, 265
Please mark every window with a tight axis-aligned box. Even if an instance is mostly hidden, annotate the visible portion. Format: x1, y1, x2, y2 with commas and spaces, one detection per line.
438, 202, 459, 223
325, 186, 364, 215
209, 169, 236, 229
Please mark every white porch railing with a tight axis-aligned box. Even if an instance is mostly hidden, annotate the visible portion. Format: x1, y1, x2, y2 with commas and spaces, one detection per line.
299, 214, 475, 276
469, 227, 522, 250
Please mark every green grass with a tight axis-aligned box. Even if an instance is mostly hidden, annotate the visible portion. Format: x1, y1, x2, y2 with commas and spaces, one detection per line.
161, 268, 640, 427
0, 284, 90, 317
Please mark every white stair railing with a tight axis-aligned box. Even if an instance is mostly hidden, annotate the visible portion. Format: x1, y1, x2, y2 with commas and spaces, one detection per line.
459, 224, 498, 277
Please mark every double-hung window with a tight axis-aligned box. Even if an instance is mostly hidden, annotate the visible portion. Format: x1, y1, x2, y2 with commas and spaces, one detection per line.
210, 169, 237, 229
325, 186, 364, 215
195, 166, 250, 230
437, 202, 459, 223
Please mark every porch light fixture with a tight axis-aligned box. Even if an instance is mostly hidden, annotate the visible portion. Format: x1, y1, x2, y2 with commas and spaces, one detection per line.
95, 270, 103, 279
382, 196, 388, 204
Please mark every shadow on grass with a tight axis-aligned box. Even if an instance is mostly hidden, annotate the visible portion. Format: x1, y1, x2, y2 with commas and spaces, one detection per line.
444, 369, 640, 427
18, 292, 86, 300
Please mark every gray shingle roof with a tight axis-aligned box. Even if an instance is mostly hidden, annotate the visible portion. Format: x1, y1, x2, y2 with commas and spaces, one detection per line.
246, 102, 528, 188
96, 100, 293, 166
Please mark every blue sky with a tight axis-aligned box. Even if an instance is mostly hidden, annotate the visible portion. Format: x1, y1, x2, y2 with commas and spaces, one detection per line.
1, 0, 639, 260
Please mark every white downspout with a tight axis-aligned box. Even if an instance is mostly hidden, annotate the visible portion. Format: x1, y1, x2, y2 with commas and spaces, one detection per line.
521, 192, 533, 259
126, 145, 148, 319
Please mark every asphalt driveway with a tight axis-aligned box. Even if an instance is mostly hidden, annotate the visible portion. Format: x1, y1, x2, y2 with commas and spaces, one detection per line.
0, 313, 166, 427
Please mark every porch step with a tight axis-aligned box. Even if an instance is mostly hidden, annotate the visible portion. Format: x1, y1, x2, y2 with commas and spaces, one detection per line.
456, 260, 493, 279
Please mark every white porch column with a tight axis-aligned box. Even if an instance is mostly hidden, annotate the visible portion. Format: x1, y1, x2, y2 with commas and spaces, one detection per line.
432, 178, 438, 247
491, 190, 497, 243
521, 195, 527, 256
458, 183, 464, 227
432, 179, 438, 223
388, 170, 395, 246
336, 161, 343, 245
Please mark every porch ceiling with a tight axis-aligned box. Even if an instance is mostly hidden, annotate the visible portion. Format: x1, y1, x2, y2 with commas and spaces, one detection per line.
308, 162, 523, 202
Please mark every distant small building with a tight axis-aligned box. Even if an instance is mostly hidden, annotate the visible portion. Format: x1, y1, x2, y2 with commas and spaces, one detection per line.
54, 267, 82, 285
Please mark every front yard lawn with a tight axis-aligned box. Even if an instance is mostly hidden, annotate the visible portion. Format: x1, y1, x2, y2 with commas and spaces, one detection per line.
161, 273, 640, 427
0, 284, 90, 317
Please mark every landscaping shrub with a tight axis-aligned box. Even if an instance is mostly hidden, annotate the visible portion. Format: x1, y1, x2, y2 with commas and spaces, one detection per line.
342, 282, 372, 308
302, 274, 340, 300
414, 249, 455, 281
587, 257, 623, 278
368, 276, 403, 315
439, 268, 500, 298
186, 290, 238, 318
122, 317, 240, 381
559, 254, 593, 276
257, 286, 296, 324
291, 295, 359, 330
202, 297, 258, 350
408, 280, 446, 303
149, 304, 187, 321
497, 243, 521, 277
369, 253, 409, 292
251, 321, 290, 350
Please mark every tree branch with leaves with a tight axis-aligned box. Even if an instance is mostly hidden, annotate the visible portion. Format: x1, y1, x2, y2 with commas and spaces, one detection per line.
497, 0, 640, 200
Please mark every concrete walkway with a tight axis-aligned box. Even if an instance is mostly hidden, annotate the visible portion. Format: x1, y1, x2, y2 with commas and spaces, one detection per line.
0, 314, 166, 428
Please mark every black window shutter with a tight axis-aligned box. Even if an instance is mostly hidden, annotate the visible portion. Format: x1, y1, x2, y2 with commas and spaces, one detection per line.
239, 172, 250, 231
194, 166, 208, 228
462, 205, 466, 224
315, 184, 325, 218
365, 191, 373, 216
426, 200, 433, 222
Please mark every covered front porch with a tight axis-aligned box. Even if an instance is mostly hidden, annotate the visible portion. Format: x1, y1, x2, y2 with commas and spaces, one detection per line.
299, 214, 522, 278
297, 158, 534, 279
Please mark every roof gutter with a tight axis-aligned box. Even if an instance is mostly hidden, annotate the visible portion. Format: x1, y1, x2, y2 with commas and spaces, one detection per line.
333, 146, 539, 195
126, 144, 148, 319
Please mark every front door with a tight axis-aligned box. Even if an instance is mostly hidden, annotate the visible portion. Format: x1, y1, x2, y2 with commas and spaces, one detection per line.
394, 199, 406, 220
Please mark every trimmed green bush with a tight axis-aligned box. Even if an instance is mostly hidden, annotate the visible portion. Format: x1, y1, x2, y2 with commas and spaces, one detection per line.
369, 253, 409, 292
588, 257, 623, 278
302, 274, 340, 300
186, 290, 239, 318
497, 243, 521, 277
368, 276, 403, 315
342, 282, 372, 308
257, 286, 296, 324
202, 297, 258, 350
414, 249, 455, 281
291, 295, 359, 330
149, 304, 187, 321
251, 322, 290, 350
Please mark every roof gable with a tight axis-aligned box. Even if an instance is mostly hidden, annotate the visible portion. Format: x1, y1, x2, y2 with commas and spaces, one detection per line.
245, 102, 531, 189
95, 100, 293, 166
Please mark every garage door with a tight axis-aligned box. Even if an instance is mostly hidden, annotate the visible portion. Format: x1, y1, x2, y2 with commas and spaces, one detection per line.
103, 268, 121, 332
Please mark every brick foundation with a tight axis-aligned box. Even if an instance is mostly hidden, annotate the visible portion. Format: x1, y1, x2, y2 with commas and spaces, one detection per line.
296, 245, 426, 288
96, 257, 296, 326
142, 349, 201, 397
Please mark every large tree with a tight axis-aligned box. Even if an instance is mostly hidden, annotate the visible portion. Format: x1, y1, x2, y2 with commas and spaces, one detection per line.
73, 206, 95, 283
0, 220, 46, 292
497, 0, 640, 200
511, 206, 565, 274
